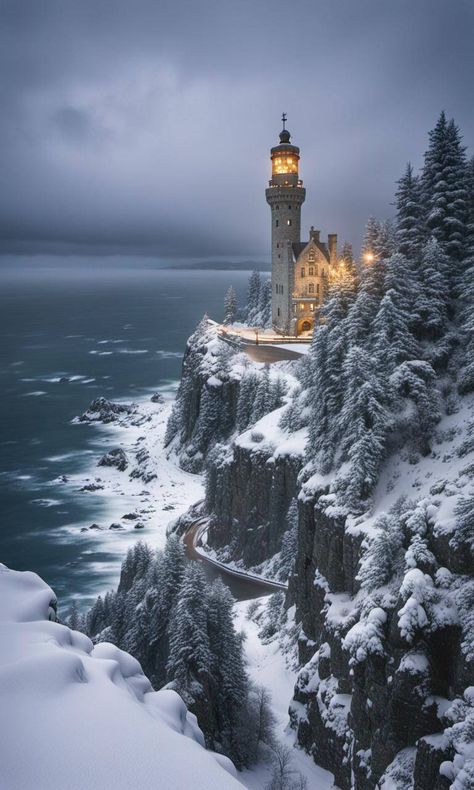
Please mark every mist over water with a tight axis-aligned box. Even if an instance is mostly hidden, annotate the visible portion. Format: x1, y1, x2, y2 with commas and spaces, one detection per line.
0, 260, 252, 609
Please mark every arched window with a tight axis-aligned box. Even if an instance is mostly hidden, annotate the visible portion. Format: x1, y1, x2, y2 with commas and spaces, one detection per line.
301, 267, 305, 277
308, 283, 314, 294
287, 219, 292, 226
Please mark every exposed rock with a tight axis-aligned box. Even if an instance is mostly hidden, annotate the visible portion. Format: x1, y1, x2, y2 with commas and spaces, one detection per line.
76, 397, 136, 424
79, 482, 104, 492
151, 392, 164, 404
98, 448, 128, 472
122, 512, 138, 520
134, 522, 145, 530
89, 523, 103, 531
109, 523, 124, 530
58, 376, 70, 384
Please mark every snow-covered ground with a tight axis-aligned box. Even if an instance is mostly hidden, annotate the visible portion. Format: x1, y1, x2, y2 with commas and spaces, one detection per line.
61, 395, 204, 599
0, 564, 243, 790
234, 600, 335, 790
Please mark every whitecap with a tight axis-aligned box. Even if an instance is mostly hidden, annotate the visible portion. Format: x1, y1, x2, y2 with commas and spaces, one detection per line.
118, 349, 149, 355
22, 391, 47, 397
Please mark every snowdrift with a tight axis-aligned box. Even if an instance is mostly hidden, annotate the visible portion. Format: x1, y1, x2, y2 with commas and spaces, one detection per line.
0, 564, 242, 790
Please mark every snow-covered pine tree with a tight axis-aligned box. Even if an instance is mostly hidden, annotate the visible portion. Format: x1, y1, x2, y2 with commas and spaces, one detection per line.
413, 238, 449, 340
246, 270, 262, 325
166, 563, 213, 706
306, 325, 334, 471
164, 314, 209, 447
337, 345, 389, 509
236, 371, 260, 431
66, 600, 81, 631
395, 162, 424, 260
458, 157, 474, 392
374, 219, 397, 261
254, 364, 272, 421
421, 112, 468, 272
207, 578, 248, 766
358, 513, 404, 592
389, 359, 441, 455
372, 289, 420, 372
223, 286, 238, 325
257, 278, 272, 328
278, 498, 298, 580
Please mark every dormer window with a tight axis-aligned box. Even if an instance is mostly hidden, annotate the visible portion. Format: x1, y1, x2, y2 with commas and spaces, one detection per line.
308, 250, 315, 262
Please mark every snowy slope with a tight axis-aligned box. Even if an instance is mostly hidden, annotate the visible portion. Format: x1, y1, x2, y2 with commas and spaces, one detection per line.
0, 564, 243, 790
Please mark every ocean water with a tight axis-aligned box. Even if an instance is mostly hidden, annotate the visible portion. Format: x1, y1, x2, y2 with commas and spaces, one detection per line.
0, 261, 251, 609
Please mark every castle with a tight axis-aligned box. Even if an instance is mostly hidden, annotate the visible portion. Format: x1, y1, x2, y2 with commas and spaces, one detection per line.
266, 115, 338, 336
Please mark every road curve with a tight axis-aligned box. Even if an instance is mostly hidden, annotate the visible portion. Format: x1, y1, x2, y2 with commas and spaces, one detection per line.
243, 344, 303, 363
183, 520, 287, 601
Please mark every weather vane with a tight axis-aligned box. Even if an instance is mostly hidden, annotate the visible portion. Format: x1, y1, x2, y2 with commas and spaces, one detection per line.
281, 112, 287, 129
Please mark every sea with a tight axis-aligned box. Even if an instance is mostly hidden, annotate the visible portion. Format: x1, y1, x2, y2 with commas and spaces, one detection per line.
0, 260, 253, 611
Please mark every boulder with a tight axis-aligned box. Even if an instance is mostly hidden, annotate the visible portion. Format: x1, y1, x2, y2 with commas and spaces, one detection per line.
98, 448, 128, 472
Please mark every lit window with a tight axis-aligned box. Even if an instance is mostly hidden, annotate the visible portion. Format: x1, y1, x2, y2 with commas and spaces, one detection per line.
309, 267, 314, 276
301, 268, 305, 277
287, 219, 292, 226
308, 283, 314, 294
310, 303, 314, 310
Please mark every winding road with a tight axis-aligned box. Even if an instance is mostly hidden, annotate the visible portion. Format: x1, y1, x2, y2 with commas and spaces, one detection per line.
183, 520, 287, 601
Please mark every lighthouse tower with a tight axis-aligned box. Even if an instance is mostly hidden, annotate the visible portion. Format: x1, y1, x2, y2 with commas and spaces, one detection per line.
265, 115, 306, 334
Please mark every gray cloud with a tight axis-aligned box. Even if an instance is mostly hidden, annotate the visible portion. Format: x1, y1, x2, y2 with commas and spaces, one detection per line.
0, 0, 472, 259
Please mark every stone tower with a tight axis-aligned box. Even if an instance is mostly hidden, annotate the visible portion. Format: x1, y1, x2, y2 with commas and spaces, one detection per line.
265, 115, 306, 334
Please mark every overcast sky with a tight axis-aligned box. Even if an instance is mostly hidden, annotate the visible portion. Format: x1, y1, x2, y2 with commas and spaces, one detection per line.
0, 0, 472, 261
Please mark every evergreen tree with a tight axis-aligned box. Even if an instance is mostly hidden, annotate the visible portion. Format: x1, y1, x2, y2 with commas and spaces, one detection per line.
458, 157, 474, 392
66, 600, 81, 631
358, 514, 404, 592
279, 498, 298, 579
254, 364, 272, 421
207, 579, 248, 766
247, 270, 262, 325
338, 346, 389, 508
413, 238, 449, 340
166, 563, 213, 704
395, 162, 424, 259
223, 286, 238, 325
389, 359, 441, 455
258, 278, 272, 328
306, 325, 337, 472
236, 372, 260, 431
421, 112, 468, 267
374, 219, 397, 261
372, 289, 420, 371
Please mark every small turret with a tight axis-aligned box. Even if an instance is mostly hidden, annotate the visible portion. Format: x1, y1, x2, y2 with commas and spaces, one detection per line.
328, 233, 338, 266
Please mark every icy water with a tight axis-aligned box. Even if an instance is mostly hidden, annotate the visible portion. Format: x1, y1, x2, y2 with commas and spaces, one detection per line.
0, 261, 251, 608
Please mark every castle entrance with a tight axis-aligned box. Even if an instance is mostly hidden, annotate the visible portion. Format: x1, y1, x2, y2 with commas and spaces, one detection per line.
297, 318, 313, 336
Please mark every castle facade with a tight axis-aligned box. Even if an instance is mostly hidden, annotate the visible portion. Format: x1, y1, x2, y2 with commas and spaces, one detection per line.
266, 117, 338, 336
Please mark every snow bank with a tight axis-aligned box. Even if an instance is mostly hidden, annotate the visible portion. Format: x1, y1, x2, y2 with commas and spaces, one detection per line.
0, 564, 242, 790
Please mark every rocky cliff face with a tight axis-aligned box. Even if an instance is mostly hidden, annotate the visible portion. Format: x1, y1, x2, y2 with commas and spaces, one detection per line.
289, 414, 474, 789
206, 437, 302, 567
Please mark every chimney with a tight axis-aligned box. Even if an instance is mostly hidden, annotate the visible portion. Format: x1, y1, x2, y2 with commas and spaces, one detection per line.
328, 233, 337, 265
309, 226, 320, 242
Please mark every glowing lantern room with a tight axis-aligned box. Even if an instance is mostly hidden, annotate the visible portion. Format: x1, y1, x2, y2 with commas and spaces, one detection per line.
269, 116, 301, 186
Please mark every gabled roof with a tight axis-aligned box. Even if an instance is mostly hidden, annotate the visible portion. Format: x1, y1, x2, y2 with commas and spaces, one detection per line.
292, 238, 330, 264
